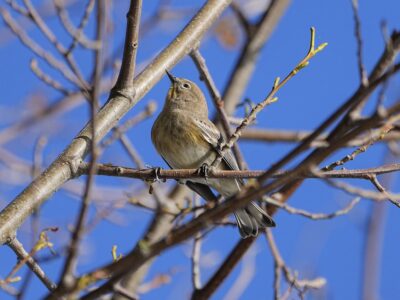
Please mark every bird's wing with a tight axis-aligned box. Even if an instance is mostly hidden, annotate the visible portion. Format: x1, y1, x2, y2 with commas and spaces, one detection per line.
193, 118, 243, 175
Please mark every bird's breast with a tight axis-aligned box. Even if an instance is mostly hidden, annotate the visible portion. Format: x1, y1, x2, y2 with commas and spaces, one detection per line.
152, 111, 215, 169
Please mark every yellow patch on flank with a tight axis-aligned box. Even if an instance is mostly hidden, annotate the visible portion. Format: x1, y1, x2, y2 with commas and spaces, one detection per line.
186, 123, 208, 147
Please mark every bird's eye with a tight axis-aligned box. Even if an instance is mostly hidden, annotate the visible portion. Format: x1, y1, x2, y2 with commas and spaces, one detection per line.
182, 82, 191, 89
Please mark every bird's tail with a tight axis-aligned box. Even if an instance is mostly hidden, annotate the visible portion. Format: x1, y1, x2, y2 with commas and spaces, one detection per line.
233, 202, 275, 238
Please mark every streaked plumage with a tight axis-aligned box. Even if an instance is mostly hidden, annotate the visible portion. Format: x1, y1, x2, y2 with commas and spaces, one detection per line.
151, 71, 275, 238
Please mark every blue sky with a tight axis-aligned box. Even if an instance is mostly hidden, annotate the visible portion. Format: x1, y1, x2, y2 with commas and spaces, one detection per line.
1, 0, 400, 299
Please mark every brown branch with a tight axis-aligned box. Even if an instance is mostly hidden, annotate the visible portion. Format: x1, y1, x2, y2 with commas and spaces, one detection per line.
113, 283, 139, 300
323, 178, 400, 205
78, 162, 400, 181
322, 120, 395, 171
223, 247, 256, 300
265, 32, 400, 199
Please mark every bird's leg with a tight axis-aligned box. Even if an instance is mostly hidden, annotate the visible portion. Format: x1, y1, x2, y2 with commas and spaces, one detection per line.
149, 166, 162, 182
197, 163, 211, 183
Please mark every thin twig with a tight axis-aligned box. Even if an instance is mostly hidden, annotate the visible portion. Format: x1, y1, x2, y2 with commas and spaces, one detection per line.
322, 120, 395, 171
264, 196, 361, 220
322, 178, 400, 206
54, 0, 99, 53
351, 0, 368, 87
30, 59, 72, 95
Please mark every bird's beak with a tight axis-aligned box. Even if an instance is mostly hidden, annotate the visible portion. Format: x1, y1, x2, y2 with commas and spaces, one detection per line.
165, 70, 177, 83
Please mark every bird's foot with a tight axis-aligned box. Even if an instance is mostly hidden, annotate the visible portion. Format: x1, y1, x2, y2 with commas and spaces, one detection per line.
150, 166, 163, 182
197, 163, 212, 183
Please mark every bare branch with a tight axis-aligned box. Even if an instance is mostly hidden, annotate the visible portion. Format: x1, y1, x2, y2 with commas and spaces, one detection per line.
264, 196, 361, 220
79, 162, 400, 181
351, 0, 369, 87
7, 237, 56, 292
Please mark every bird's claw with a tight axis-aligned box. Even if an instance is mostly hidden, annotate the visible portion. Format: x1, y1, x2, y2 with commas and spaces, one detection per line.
197, 163, 211, 183
152, 167, 162, 182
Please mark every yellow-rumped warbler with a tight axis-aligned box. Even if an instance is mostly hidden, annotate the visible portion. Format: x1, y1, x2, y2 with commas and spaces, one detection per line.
151, 70, 275, 238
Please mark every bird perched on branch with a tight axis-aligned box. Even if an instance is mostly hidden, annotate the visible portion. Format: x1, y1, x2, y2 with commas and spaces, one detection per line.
151, 70, 275, 238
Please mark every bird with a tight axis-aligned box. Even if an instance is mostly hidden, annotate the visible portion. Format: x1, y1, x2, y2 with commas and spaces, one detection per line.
151, 70, 275, 238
